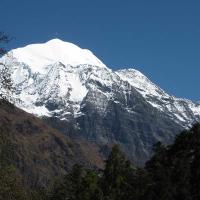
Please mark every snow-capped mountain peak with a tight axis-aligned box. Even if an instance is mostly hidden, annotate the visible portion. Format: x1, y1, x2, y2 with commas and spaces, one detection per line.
9, 38, 106, 73
1, 39, 200, 164
0, 39, 199, 127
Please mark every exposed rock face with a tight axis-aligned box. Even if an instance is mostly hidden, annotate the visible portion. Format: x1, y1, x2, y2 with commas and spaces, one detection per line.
116, 69, 200, 128
75, 77, 182, 165
0, 39, 199, 165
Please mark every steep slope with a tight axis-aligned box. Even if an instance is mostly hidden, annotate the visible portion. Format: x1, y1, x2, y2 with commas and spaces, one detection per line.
116, 69, 200, 127
0, 100, 104, 188
0, 39, 199, 164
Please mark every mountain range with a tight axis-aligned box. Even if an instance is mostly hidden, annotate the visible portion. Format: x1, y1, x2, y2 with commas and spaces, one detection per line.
0, 38, 200, 165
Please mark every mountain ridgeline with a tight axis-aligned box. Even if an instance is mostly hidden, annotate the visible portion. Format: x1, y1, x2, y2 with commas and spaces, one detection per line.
0, 39, 200, 165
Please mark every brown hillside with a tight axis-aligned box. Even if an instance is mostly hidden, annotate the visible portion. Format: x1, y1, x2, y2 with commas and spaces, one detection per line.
0, 100, 104, 188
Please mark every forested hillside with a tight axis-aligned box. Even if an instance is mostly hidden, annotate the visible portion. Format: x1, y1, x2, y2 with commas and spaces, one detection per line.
0, 99, 200, 199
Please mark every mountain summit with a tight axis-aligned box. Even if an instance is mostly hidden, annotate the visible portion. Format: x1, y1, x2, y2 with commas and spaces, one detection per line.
0, 39, 200, 164
9, 38, 106, 73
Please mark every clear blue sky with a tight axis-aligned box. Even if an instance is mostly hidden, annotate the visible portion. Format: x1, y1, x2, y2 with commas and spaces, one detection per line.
1, 0, 199, 101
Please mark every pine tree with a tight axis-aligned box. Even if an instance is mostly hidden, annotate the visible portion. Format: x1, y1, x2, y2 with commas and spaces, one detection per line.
50, 164, 84, 200
79, 170, 102, 200
102, 145, 134, 200
145, 142, 175, 200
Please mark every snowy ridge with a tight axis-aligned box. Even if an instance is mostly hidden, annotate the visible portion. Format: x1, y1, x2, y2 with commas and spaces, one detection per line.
0, 39, 199, 128
116, 68, 168, 99
116, 68, 200, 126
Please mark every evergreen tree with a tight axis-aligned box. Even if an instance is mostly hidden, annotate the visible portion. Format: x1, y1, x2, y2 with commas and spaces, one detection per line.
50, 164, 84, 200
145, 142, 175, 200
102, 145, 134, 200
80, 170, 102, 200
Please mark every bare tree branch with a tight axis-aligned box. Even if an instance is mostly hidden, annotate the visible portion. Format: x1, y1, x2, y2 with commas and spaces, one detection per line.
0, 32, 13, 56
0, 32, 14, 102
0, 32, 10, 43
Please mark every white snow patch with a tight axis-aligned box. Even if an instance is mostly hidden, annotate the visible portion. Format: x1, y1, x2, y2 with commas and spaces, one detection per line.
67, 73, 88, 102
22, 105, 51, 117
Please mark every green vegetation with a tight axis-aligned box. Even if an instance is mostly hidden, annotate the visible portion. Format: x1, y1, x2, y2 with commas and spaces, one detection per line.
1, 123, 200, 199
49, 123, 200, 200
